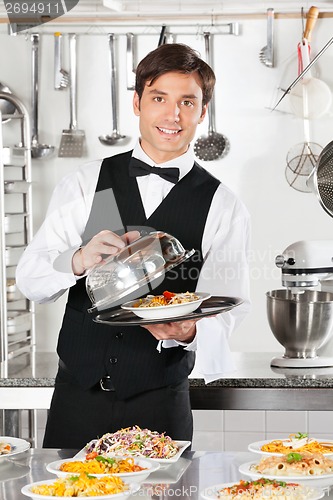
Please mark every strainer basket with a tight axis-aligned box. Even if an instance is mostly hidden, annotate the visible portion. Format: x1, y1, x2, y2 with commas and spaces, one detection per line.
307, 140, 333, 217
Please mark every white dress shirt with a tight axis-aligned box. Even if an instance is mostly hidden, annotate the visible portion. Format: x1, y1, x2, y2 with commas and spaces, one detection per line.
16, 142, 251, 383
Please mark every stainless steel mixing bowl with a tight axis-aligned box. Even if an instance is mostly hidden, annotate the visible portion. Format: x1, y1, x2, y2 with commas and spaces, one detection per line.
266, 289, 333, 358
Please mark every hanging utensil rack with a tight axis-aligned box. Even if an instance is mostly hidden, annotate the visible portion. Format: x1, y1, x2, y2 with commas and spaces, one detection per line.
0, 92, 36, 368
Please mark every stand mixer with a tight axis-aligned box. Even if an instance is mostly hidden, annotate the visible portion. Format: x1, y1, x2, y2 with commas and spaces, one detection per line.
268, 141, 333, 368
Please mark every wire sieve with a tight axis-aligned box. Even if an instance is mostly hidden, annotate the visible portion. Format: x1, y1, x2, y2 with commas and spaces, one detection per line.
285, 140, 322, 193
307, 140, 333, 217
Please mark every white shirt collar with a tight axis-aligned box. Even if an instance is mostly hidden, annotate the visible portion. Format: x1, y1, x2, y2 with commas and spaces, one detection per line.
132, 140, 195, 181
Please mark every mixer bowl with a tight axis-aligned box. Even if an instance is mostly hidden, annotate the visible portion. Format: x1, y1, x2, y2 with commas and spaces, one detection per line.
266, 289, 333, 359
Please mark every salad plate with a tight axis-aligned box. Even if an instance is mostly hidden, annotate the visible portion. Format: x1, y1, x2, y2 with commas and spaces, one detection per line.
0, 436, 30, 460
75, 440, 191, 465
93, 296, 243, 326
239, 461, 333, 488
200, 481, 325, 500
46, 455, 160, 482
248, 438, 333, 457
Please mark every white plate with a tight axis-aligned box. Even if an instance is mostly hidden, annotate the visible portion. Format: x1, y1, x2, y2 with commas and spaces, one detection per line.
21, 479, 140, 500
248, 439, 333, 457
46, 456, 160, 482
75, 440, 191, 465
0, 436, 30, 459
239, 461, 333, 488
121, 292, 211, 319
200, 481, 325, 500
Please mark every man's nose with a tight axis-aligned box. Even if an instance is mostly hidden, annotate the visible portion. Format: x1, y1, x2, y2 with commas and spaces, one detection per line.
165, 102, 180, 121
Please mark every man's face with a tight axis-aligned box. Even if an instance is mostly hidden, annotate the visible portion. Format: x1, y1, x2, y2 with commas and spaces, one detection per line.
133, 71, 207, 164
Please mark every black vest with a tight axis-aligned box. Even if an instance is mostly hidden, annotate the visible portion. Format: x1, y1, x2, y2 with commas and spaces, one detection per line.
57, 151, 220, 399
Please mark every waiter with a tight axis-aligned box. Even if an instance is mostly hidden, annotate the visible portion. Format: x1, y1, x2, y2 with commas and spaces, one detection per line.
16, 42, 251, 449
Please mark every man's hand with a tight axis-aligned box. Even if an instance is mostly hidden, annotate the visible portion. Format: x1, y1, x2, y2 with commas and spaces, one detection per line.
142, 319, 198, 344
72, 229, 140, 275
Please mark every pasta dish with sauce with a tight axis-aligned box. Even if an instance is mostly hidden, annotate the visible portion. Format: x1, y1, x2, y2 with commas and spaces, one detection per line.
30, 473, 128, 497
59, 456, 146, 474
261, 433, 333, 454
134, 291, 199, 308
251, 452, 333, 477
215, 478, 321, 499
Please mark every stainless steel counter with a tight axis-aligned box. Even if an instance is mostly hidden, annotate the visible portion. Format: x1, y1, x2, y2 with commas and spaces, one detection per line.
1, 448, 333, 500
2, 351, 333, 411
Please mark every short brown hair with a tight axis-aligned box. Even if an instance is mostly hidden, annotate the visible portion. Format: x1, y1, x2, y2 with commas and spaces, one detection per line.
135, 43, 216, 107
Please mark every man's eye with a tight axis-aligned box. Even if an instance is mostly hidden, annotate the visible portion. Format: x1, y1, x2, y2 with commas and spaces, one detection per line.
182, 100, 194, 107
154, 97, 164, 102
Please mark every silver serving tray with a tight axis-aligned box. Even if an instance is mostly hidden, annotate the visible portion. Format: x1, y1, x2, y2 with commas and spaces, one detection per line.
2, 146, 26, 166
93, 296, 243, 326
4, 181, 30, 194
7, 311, 32, 334
4, 213, 26, 234
7, 280, 24, 302
5, 246, 25, 266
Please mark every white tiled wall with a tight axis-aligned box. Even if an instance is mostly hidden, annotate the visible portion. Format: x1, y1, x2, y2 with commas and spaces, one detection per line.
192, 410, 333, 452
20, 409, 333, 449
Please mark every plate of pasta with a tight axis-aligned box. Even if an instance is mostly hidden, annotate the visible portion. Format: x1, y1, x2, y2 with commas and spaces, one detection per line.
21, 473, 140, 499
239, 452, 333, 488
200, 479, 325, 499
121, 291, 211, 319
248, 434, 333, 456
0, 436, 30, 459
46, 455, 160, 482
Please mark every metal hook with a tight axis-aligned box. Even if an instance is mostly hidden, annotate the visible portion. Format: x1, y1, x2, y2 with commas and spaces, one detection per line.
301, 7, 305, 39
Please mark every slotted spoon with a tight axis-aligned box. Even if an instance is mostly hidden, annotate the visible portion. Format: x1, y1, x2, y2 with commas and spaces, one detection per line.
194, 32, 229, 161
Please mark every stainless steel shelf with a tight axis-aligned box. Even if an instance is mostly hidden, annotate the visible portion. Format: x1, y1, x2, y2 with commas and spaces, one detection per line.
0, 93, 35, 366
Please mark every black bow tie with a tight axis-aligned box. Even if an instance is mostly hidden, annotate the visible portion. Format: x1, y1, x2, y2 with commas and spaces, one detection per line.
129, 157, 180, 184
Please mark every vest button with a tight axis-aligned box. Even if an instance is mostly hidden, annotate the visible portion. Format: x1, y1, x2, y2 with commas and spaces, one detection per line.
109, 357, 118, 364
115, 333, 123, 339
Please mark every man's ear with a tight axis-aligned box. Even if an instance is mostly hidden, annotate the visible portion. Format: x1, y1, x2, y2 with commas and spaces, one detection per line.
133, 91, 140, 116
198, 104, 208, 123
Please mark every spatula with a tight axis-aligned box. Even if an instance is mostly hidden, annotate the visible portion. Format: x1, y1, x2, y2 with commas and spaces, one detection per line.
58, 33, 85, 158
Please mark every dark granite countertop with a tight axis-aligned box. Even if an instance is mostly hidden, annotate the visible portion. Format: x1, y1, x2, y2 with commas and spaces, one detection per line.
2, 351, 333, 388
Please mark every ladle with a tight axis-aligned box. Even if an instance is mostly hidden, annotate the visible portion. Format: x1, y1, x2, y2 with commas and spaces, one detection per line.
0, 83, 17, 124
194, 32, 229, 161
99, 33, 127, 146
31, 34, 55, 159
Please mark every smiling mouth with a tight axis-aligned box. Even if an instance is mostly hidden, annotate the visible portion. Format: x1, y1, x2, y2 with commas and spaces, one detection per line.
157, 127, 181, 135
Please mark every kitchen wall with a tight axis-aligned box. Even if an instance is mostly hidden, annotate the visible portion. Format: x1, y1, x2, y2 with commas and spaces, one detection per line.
1, 11, 333, 363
